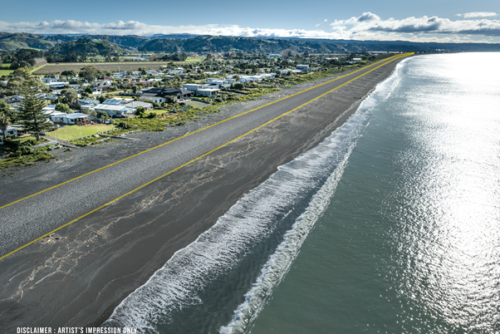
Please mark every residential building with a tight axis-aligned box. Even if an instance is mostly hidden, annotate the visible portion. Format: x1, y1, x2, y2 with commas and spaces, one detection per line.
48, 82, 70, 89
296, 65, 310, 73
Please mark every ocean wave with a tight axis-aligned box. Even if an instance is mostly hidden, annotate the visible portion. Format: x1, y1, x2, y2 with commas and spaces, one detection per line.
102, 61, 405, 333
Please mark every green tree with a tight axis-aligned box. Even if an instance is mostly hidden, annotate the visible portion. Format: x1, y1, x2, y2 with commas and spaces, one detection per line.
79, 66, 102, 82
97, 111, 109, 120
61, 70, 78, 77
63, 89, 78, 105
0, 99, 16, 141
135, 106, 146, 117
18, 74, 52, 141
55, 103, 72, 113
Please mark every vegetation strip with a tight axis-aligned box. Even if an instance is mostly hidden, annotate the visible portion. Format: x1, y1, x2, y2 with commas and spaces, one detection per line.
0, 53, 404, 211
0, 53, 412, 261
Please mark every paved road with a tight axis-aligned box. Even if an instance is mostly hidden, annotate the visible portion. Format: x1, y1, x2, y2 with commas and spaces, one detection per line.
0, 55, 406, 258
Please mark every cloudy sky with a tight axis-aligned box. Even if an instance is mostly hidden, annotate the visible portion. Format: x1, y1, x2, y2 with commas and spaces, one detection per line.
1, 0, 499, 43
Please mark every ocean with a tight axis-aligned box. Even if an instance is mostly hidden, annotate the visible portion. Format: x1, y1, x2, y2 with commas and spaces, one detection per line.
103, 53, 500, 333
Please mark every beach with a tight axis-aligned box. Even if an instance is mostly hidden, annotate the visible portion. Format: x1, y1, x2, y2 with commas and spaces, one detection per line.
0, 55, 408, 330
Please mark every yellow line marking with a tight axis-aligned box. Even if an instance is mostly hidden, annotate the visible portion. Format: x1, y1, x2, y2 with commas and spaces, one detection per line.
0, 53, 412, 261
0, 55, 405, 212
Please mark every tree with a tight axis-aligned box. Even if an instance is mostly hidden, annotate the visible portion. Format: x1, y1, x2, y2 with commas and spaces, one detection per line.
98, 95, 107, 103
79, 66, 102, 82
61, 70, 77, 77
281, 49, 295, 59
18, 74, 52, 141
63, 89, 78, 105
97, 111, 110, 120
135, 106, 146, 117
0, 99, 16, 141
55, 103, 72, 113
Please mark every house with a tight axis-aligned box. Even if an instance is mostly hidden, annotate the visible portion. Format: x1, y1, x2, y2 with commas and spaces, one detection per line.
78, 98, 99, 107
196, 88, 219, 97
94, 104, 130, 117
268, 54, 281, 59
295, 65, 309, 73
140, 88, 194, 103
168, 68, 184, 75
93, 80, 113, 94
41, 77, 59, 83
49, 113, 89, 125
42, 104, 57, 114
5, 95, 23, 103
182, 84, 204, 92
0, 125, 24, 138
48, 82, 70, 89
94, 98, 152, 117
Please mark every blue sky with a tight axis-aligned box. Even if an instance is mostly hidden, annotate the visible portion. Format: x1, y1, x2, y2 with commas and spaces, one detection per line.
1, 0, 499, 42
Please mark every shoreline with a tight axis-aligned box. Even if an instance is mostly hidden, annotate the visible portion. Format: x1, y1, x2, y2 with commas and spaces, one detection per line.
0, 56, 408, 330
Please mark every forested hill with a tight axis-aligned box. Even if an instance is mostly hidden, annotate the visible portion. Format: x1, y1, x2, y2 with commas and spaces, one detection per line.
137, 35, 500, 53
48, 38, 125, 55
2, 32, 500, 53
138, 35, 370, 53
0, 32, 58, 51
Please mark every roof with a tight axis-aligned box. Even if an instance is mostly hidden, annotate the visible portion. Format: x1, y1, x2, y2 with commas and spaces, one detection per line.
65, 113, 89, 119
126, 101, 153, 108
198, 88, 220, 92
95, 104, 128, 111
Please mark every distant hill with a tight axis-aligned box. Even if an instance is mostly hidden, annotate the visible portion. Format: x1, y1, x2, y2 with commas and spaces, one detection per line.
138, 35, 406, 53
0, 32, 57, 51
149, 34, 199, 40
2, 32, 500, 54
48, 38, 125, 55
138, 35, 500, 53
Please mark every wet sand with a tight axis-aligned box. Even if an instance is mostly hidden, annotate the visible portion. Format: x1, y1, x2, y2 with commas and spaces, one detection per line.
0, 56, 408, 330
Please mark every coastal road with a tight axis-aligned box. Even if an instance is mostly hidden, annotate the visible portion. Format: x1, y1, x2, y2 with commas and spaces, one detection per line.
0, 53, 411, 329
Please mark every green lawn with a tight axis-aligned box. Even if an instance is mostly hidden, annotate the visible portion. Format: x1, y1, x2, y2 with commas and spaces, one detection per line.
47, 124, 115, 141
0, 69, 14, 76
184, 57, 205, 63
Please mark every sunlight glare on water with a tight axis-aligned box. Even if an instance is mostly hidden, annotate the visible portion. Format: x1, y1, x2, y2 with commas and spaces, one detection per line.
391, 53, 500, 331
249, 53, 500, 333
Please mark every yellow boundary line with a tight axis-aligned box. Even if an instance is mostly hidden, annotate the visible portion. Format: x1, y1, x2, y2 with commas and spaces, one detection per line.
0, 54, 405, 212
0, 53, 412, 261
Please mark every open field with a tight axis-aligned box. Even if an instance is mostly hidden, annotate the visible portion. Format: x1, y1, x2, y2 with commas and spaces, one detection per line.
33, 57, 206, 75
0, 69, 13, 76
34, 62, 173, 75
47, 124, 115, 141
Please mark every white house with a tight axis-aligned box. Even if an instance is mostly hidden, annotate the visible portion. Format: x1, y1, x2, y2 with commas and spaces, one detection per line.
296, 65, 309, 73
182, 84, 204, 92
196, 88, 220, 97
0, 125, 24, 138
168, 68, 184, 75
49, 112, 89, 124
41, 77, 59, 83
48, 82, 70, 89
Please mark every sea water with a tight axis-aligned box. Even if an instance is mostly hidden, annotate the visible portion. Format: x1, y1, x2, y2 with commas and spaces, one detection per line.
103, 53, 500, 333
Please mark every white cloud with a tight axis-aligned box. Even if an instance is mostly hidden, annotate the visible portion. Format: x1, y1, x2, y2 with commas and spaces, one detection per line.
457, 12, 497, 18
330, 12, 500, 37
1, 13, 500, 44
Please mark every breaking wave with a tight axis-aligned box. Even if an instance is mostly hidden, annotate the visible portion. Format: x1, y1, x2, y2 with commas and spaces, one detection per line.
102, 61, 404, 334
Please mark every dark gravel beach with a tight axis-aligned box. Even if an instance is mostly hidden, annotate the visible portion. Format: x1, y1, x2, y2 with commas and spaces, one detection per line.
0, 55, 408, 330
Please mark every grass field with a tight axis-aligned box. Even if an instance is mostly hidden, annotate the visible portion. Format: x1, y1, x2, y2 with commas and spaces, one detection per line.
33, 57, 206, 75
0, 69, 14, 76
47, 124, 115, 141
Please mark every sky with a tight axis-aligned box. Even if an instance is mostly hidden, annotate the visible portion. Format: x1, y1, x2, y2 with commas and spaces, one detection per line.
1, 0, 499, 43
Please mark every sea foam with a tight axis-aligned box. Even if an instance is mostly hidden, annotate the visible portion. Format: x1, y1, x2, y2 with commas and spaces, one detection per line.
102, 61, 405, 334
